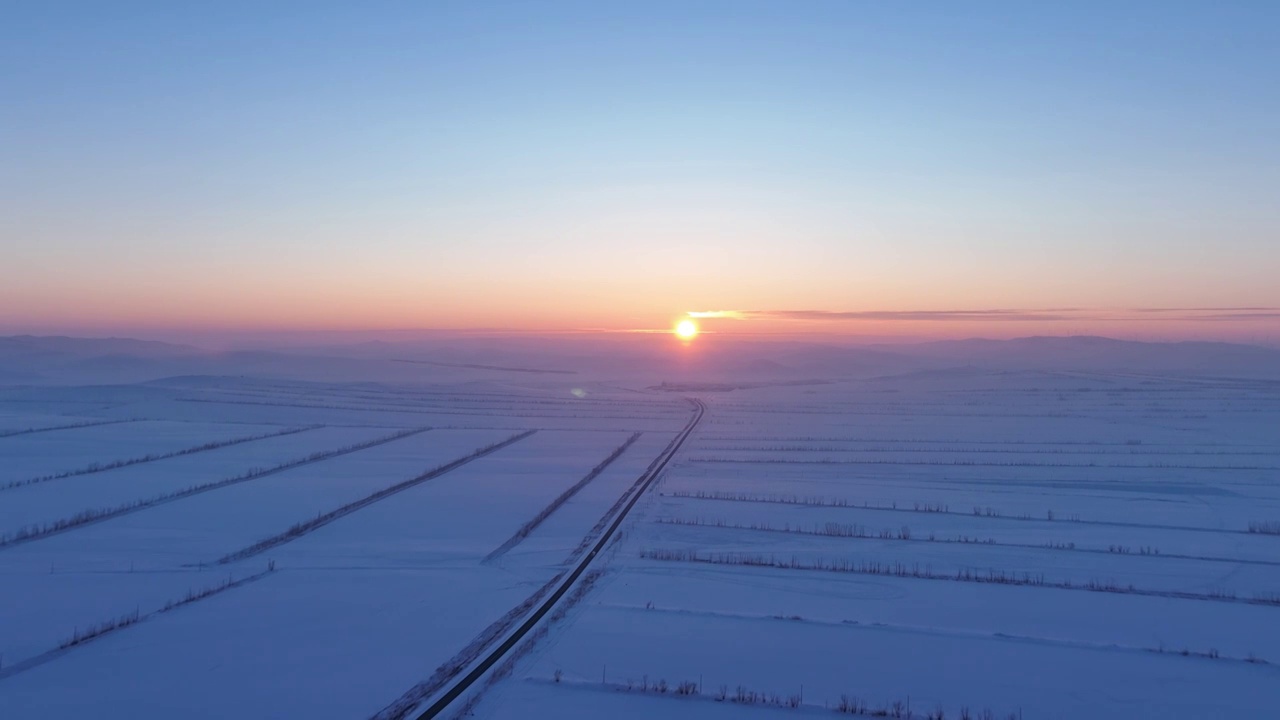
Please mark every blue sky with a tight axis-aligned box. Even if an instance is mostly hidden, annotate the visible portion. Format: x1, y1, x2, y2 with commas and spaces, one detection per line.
3, 1, 1278, 340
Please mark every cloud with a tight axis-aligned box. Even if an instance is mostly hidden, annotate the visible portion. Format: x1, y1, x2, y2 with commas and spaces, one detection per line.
688, 309, 1074, 322
1132, 307, 1280, 313
684, 308, 1280, 323
747, 309, 1072, 322
685, 310, 746, 319
1129, 308, 1280, 321
1197, 312, 1280, 320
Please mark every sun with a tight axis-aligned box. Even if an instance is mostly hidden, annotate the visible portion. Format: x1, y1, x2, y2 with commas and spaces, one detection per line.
675, 319, 699, 340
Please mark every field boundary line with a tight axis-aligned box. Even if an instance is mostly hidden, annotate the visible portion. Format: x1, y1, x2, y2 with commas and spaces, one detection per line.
484, 432, 643, 563
640, 550, 1280, 608
0, 564, 276, 680
666, 491, 1275, 538
0, 426, 429, 550
2, 424, 326, 492
0, 418, 144, 439
653, 516, 1280, 568
214, 430, 538, 565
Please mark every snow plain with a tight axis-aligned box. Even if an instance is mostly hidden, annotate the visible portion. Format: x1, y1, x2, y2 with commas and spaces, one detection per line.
0, 376, 688, 718
471, 371, 1280, 720
1, 367, 1278, 719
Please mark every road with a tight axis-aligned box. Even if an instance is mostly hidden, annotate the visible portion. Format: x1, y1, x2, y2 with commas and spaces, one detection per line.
412, 397, 705, 719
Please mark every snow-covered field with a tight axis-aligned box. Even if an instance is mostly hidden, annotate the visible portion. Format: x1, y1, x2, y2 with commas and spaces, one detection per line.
2, 368, 1279, 719
471, 371, 1280, 720
0, 377, 686, 718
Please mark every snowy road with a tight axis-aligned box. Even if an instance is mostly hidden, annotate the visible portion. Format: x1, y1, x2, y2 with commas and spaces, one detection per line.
412, 398, 705, 719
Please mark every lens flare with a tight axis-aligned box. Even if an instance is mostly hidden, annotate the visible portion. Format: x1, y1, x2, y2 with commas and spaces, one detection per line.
675, 319, 699, 340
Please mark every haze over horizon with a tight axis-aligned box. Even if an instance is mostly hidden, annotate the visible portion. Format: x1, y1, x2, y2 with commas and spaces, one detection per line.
4, 2, 1279, 344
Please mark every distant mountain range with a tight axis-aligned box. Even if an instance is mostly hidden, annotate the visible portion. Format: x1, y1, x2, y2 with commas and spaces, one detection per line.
871, 336, 1280, 376
0, 333, 1276, 385
0, 335, 202, 361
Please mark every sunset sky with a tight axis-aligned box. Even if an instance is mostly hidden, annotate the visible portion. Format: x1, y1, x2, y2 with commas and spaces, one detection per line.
4, 2, 1278, 343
